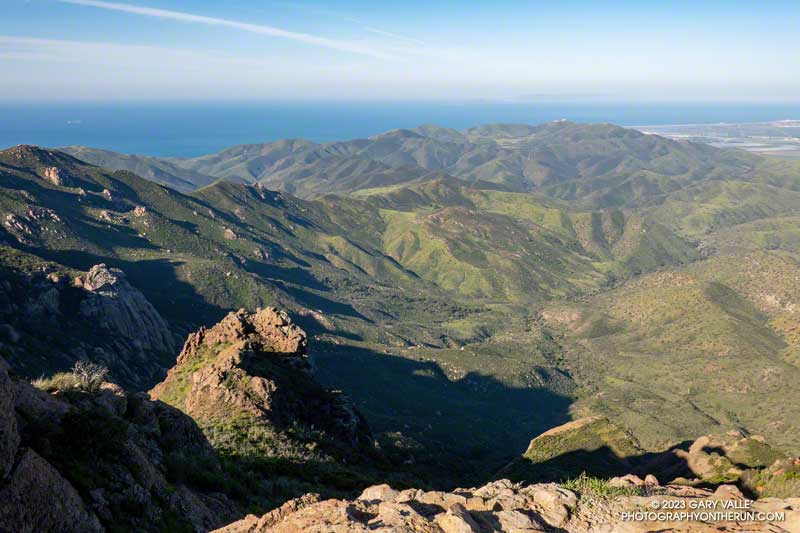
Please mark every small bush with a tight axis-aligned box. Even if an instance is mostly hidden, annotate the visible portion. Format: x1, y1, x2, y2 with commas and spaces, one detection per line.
33, 361, 109, 393
561, 472, 644, 500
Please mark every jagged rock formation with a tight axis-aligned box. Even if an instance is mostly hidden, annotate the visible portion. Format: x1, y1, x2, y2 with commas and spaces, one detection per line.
150, 308, 381, 510
76, 264, 176, 359
151, 307, 368, 448
0, 357, 238, 532
0, 260, 177, 389
42, 166, 71, 186
215, 478, 800, 532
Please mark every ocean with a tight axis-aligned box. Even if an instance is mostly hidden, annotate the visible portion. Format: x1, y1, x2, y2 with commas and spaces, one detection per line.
2, 101, 799, 157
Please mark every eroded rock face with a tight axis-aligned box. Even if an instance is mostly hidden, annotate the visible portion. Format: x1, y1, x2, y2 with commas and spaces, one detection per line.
0, 262, 176, 389
42, 166, 71, 186
177, 307, 307, 360
77, 264, 175, 357
215, 479, 800, 533
151, 308, 366, 446
0, 448, 102, 533
0, 357, 239, 532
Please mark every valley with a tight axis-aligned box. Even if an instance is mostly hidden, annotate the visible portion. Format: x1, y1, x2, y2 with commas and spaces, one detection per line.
2, 121, 800, 530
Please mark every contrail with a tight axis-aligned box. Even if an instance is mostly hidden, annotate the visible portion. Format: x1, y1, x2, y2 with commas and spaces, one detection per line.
59, 0, 393, 59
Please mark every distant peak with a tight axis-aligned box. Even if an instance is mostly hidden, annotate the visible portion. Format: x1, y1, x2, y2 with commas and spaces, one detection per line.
0, 144, 80, 168
369, 128, 424, 141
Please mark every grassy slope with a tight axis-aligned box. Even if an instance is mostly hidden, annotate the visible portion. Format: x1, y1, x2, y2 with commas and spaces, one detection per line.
5, 137, 800, 488
542, 253, 800, 454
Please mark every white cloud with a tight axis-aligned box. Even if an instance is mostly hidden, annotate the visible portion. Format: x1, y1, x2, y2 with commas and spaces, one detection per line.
58, 0, 394, 59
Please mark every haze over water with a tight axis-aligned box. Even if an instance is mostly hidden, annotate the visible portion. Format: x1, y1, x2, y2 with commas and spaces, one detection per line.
3, 101, 800, 157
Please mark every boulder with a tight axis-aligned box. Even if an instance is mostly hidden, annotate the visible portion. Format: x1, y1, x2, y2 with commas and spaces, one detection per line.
608, 474, 645, 487
0, 448, 102, 532
434, 503, 480, 533
358, 484, 399, 503
223, 478, 800, 533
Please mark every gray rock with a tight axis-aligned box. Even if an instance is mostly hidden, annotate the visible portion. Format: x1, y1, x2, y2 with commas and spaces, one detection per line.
0, 448, 102, 532
0, 360, 19, 479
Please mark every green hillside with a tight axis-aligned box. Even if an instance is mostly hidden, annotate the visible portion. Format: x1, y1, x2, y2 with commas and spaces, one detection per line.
6, 121, 800, 489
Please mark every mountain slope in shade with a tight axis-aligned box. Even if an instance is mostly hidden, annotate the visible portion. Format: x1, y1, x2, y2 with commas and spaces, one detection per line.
59, 145, 218, 192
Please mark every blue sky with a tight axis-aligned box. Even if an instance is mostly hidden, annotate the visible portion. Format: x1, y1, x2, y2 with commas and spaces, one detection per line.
2, 0, 799, 101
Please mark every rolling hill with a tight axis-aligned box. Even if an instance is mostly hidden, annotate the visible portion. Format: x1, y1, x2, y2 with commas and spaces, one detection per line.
60, 121, 800, 209
5, 121, 800, 491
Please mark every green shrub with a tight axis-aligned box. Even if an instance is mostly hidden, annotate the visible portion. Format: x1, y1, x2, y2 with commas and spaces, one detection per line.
560, 472, 644, 500
33, 361, 109, 393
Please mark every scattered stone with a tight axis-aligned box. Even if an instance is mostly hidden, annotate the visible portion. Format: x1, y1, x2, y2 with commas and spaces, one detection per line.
608, 474, 644, 487
216, 476, 798, 532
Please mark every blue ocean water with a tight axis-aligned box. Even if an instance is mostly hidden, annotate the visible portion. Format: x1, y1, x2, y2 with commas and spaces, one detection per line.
1, 101, 799, 157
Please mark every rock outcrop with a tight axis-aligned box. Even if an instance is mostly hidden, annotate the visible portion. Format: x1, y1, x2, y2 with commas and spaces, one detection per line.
149, 308, 378, 510
151, 307, 366, 447
0, 357, 238, 531
503, 416, 643, 482
42, 166, 71, 186
216, 478, 800, 533
76, 264, 175, 359
0, 261, 176, 389
680, 431, 785, 482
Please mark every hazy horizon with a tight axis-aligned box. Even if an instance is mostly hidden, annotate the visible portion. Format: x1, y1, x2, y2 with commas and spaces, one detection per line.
4, 99, 800, 157
3, 0, 799, 102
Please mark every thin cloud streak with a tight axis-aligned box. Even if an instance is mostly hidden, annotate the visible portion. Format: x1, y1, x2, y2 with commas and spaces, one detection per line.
58, 0, 394, 59
364, 26, 425, 46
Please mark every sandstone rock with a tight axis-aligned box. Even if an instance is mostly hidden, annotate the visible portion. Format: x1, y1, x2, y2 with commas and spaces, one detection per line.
523, 483, 577, 528
151, 307, 372, 470
216, 477, 800, 533
1, 354, 239, 532
267, 499, 364, 533
372, 501, 430, 531
683, 432, 784, 483
224, 228, 238, 240
133, 205, 147, 216
608, 474, 644, 487
495, 509, 547, 532
434, 503, 480, 533
0, 267, 150, 389
359, 484, 399, 503
3, 213, 35, 243
42, 166, 70, 186
713, 484, 745, 500
644, 474, 660, 486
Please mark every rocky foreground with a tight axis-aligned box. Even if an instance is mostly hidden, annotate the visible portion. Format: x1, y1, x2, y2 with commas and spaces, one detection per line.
217, 478, 800, 533
2, 301, 799, 532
